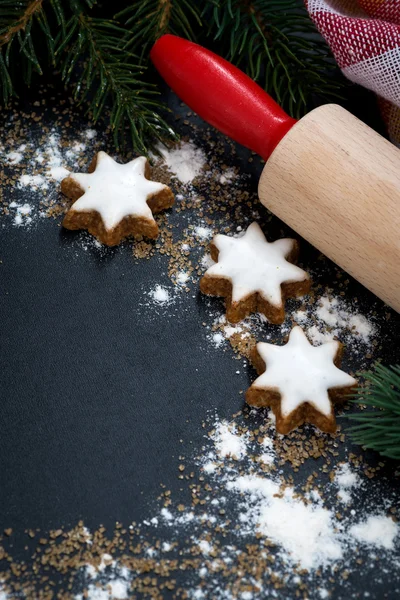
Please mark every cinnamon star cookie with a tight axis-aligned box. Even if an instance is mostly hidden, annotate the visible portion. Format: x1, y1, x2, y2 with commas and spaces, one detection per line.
61, 151, 174, 246
246, 326, 357, 434
200, 222, 310, 323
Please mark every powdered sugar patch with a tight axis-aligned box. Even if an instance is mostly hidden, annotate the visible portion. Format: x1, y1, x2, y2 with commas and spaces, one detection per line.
75, 552, 130, 599
156, 141, 206, 184
149, 285, 171, 305
176, 271, 190, 285
293, 295, 377, 349
4, 126, 99, 229
219, 168, 236, 184
349, 515, 398, 550
8, 202, 34, 226
212, 421, 247, 459
335, 463, 360, 504
201, 253, 215, 269
247, 476, 344, 569
5, 144, 27, 165
193, 225, 213, 240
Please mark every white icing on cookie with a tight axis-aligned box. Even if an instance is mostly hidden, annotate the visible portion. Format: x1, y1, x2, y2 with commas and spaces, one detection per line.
204, 222, 308, 306
67, 152, 168, 230
253, 326, 356, 417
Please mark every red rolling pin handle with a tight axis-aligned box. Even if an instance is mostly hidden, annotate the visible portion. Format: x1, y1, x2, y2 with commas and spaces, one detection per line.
150, 34, 296, 161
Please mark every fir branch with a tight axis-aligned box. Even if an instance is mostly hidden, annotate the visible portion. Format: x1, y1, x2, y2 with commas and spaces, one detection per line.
118, 0, 201, 55
0, 0, 43, 47
201, 0, 344, 118
158, 0, 172, 34
56, 11, 176, 153
0, 0, 49, 102
347, 364, 400, 460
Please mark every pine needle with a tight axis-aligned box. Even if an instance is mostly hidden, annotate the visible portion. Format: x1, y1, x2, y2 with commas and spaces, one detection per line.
347, 364, 400, 460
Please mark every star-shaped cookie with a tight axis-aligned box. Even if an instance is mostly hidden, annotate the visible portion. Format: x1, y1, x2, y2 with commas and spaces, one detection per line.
61, 151, 174, 246
246, 326, 357, 434
200, 222, 310, 323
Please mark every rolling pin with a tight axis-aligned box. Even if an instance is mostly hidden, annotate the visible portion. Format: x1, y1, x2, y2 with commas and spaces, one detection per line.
151, 34, 400, 313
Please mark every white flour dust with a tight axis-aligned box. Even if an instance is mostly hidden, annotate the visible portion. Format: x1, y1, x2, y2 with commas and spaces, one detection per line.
293, 296, 376, 347
349, 515, 398, 549
8, 202, 34, 226
148, 285, 171, 305
72, 413, 400, 599
219, 168, 236, 184
193, 225, 213, 240
5, 144, 27, 165
2, 127, 100, 229
155, 141, 206, 184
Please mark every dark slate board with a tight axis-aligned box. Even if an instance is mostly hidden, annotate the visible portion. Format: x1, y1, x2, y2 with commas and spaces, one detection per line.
1, 82, 400, 599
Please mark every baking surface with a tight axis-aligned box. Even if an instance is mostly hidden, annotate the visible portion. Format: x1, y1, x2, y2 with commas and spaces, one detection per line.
1, 84, 400, 598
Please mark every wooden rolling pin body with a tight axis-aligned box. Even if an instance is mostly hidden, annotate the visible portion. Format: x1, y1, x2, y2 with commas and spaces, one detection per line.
260, 104, 400, 312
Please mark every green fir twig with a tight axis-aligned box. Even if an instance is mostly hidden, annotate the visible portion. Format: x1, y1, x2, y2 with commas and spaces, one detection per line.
0, 0, 48, 103
55, 12, 176, 153
347, 364, 400, 460
118, 0, 201, 58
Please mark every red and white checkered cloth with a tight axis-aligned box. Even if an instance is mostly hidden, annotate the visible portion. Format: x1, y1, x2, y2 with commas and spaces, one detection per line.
305, 0, 400, 144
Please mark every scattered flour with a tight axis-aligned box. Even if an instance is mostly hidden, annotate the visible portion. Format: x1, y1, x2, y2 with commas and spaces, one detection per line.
306, 325, 332, 345
5, 144, 27, 164
148, 285, 171, 305
108, 580, 129, 599
198, 539, 213, 555
4, 126, 99, 228
162, 542, 172, 552
293, 296, 376, 350
176, 271, 190, 285
108, 411, 399, 600
211, 332, 224, 348
226, 474, 342, 570
223, 324, 245, 338
18, 174, 48, 191
335, 463, 360, 493
194, 225, 213, 240
76, 552, 130, 600
202, 461, 217, 473
76, 586, 109, 600
156, 141, 206, 184
212, 421, 247, 459
207, 313, 251, 350
49, 165, 70, 181
17, 132, 67, 191
219, 168, 236, 184
85, 129, 97, 140
9, 202, 33, 226
349, 515, 398, 550
68, 413, 400, 599
335, 465, 360, 504
292, 309, 308, 324
201, 253, 215, 269
314, 297, 375, 344
259, 436, 275, 465
258, 487, 343, 570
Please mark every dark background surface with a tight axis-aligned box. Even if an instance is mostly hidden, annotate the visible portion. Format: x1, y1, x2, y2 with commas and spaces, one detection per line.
0, 79, 399, 598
